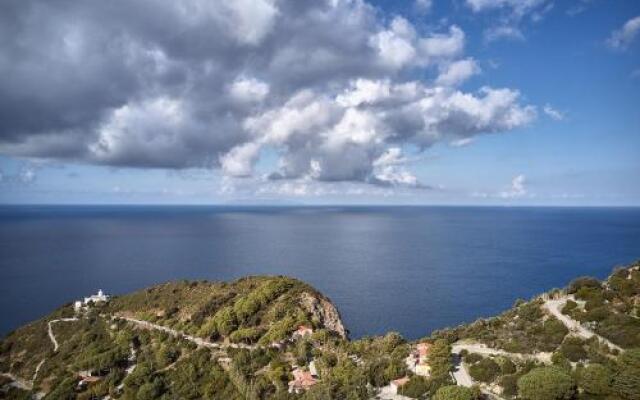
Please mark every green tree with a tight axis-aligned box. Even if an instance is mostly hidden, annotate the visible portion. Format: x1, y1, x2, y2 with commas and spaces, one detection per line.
433, 385, 475, 400
469, 357, 500, 383
612, 348, 640, 400
402, 376, 430, 399
578, 363, 611, 396
517, 367, 575, 400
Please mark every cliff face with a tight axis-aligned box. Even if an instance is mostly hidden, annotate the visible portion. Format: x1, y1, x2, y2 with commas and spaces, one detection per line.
299, 292, 348, 339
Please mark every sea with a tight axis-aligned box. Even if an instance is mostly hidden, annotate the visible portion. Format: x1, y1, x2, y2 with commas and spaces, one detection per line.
1, 205, 639, 339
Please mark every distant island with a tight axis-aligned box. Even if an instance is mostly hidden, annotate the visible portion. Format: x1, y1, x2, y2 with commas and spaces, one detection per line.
1, 262, 639, 400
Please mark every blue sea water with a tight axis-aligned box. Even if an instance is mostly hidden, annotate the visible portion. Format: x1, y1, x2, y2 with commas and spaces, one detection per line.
1, 205, 639, 339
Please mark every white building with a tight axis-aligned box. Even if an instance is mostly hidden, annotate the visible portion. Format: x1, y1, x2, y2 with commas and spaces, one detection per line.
84, 289, 109, 305
75, 290, 109, 312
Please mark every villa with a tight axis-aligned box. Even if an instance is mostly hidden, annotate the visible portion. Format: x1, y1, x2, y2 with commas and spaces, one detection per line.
390, 377, 410, 394
406, 342, 432, 377
288, 368, 318, 393
293, 325, 313, 338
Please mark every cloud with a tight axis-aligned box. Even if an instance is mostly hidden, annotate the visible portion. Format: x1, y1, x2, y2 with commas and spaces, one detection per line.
543, 104, 565, 121
467, 0, 552, 43
414, 0, 433, 14
607, 16, 640, 50
241, 80, 535, 186
436, 58, 481, 86
0, 0, 536, 190
229, 77, 270, 104
484, 26, 525, 43
499, 174, 527, 198
450, 138, 474, 147
466, 0, 549, 18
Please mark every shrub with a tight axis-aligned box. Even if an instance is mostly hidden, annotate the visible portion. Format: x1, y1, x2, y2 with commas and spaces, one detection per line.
568, 277, 601, 294
468, 357, 500, 383
562, 300, 578, 314
464, 353, 483, 364
433, 385, 475, 400
402, 376, 430, 399
500, 374, 519, 398
517, 367, 574, 400
559, 337, 587, 362
579, 363, 611, 396
612, 348, 640, 400
500, 358, 517, 375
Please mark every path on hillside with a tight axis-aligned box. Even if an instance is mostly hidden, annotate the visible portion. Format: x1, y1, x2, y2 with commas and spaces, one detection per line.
48, 318, 78, 352
1, 372, 32, 391
451, 342, 552, 363
542, 296, 623, 352
115, 316, 259, 350
451, 342, 550, 400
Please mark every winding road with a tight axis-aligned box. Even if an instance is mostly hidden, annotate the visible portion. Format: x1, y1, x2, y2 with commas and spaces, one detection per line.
542, 296, 623, 352
115, 316, 259, 350
47, 318, 78, 352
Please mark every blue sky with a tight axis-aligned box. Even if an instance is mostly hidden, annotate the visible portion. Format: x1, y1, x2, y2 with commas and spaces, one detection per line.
0, 0, 638, 205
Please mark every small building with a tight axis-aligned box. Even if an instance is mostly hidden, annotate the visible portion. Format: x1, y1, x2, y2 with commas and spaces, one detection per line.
390, 377, 410, 394
83, 289, 109, 305
77, 371, 101, 389
416, 342, 432, 363
74, 301, 83, 312
288, 368, 318, 393
293, 325, 313, 339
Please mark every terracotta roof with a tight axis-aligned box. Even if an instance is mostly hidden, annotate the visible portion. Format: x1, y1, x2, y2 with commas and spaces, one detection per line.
392, 377, 410, 387
289, 369, 317, 390
417, 342, 432, 357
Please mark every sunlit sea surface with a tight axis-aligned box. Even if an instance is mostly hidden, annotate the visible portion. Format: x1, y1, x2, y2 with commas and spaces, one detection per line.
1, 205, 639, 339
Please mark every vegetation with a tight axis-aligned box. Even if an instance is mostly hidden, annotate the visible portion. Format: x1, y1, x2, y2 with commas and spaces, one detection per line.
2, 262, 640, 400
517, 367, 574, 400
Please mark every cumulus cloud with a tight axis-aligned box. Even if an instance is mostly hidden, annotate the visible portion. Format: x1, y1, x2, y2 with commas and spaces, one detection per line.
0, 0, 536, 190
499, 174, 527, 198
436, 59, 481, 86
607, 16, 640, 50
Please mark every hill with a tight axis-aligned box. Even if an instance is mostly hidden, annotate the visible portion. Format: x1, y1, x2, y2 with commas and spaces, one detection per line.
1, 262, 640, 400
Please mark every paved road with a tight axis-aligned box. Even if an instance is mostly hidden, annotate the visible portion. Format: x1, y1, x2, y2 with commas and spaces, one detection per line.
542, 296, 623, 352
115, 316, 259, 350
451, 353, 474, 388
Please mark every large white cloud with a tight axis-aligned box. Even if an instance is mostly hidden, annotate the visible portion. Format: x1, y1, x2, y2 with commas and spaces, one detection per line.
0, 0, 537, 189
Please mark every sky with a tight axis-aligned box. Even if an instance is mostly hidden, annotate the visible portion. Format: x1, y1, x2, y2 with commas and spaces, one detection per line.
0, 0, 638, 206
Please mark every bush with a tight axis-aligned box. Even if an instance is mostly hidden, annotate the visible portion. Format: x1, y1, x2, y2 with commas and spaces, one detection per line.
433, 385, 475, 400
468, 357, 500, 383
579, 363, 611, 396
464, 353, 483, 364
517, 367, 574, 400
500, 374, 519, 398
562, 300, 578, 315
568, 277, 601, 294
612, 348, 640, 400
559, 337, 587, 362
500, 358, 517, 375
402, 376, 430, 399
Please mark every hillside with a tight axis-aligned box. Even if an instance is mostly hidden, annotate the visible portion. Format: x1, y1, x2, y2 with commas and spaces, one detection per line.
1, 262, 640, 400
